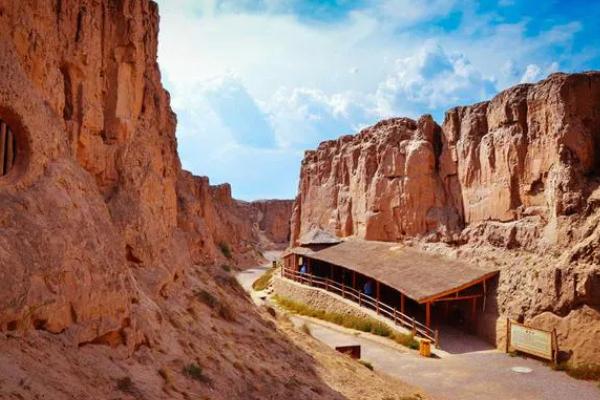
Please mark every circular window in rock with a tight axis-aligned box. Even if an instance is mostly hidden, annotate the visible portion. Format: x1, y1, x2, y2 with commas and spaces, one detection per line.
0, 119, 16, 177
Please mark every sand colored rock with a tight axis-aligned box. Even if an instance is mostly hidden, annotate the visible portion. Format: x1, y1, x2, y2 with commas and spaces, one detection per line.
0, 1, 321, 399
291, 72, 600, 365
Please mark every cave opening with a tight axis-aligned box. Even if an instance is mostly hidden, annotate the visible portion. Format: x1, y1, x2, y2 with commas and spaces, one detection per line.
0, 119, 16, 177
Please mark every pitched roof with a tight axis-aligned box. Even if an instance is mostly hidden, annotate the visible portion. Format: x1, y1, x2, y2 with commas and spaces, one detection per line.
291, 239, 498, 303
298, 228, 342, 246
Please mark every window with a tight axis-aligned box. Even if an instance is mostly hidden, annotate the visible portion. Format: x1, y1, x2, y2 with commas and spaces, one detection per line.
0, 119, 16, 176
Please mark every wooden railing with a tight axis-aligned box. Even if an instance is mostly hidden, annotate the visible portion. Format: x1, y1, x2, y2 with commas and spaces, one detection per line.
281, 267, 438, 345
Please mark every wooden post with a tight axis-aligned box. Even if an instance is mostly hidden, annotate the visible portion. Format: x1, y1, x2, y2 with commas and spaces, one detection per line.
411, 317, 417, 335
342, 281, 345, 298
552, 328, 558, 366
394, 308, 398, 325
505, 318, 511, 353
400, 293, 405, 315
358, 292, 362, 307
482, 279, 487, 312
426, 302, 431, 328
435, 329, 440, 348
471, 297, 477, 331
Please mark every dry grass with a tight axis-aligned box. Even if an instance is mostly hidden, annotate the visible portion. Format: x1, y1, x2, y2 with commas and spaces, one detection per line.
252, 266, 276, 291
273, 295, 419, 350
194, 288, 236, 322
182, 363, 210, 383
553, 362, 600, 381
358, 360, 373, 370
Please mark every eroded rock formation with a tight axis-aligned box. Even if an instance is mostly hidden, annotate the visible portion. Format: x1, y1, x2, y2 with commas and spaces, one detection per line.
291, 72, 600, 365
0, 1, 324, 399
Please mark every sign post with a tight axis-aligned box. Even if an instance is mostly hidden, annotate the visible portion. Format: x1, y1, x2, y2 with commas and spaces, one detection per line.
506, 319, 558, 364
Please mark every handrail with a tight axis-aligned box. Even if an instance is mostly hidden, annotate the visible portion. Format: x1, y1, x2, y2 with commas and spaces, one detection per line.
281, 267, 437, 344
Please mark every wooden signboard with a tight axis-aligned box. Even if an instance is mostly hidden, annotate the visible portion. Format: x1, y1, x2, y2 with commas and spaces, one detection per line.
506, 319, 557, 363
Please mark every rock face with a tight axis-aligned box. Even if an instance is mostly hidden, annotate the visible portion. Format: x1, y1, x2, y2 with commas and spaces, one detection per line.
177, 172, 294, 266
0, 2, 327, 399
291, 72, 600, 365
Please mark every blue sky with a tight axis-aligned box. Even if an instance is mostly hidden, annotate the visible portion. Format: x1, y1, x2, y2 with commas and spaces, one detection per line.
155, 0, 600, 200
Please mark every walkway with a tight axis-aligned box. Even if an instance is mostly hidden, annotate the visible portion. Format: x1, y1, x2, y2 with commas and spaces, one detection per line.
293, 316, 599, 400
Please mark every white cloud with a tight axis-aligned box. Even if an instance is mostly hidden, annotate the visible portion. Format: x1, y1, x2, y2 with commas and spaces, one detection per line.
154, 0, 584, 199
266, 87, 370, 148
373, 42, 497, 117
520, 62, 559, 83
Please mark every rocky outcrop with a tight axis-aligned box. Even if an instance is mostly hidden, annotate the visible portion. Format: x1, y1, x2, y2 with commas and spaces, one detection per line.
291, 72, 600, 365
247, 199, 294, 246
0, 1, 329, 399
177, 172, 293, 266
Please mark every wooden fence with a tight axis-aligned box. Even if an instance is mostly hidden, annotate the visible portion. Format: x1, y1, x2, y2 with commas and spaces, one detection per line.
281, 267, 438, 345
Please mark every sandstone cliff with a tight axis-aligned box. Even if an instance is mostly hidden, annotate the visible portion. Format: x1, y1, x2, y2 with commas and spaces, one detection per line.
291, 72, 600, 365
0, 1, 328, 399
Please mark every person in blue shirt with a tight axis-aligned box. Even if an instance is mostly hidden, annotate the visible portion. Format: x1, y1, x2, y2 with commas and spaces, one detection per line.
363, 280, 373, 296
300, 264, 307, 274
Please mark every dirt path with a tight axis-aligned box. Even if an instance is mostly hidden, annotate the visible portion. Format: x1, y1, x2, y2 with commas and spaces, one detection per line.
236, 251, 279, 293
290, 315, 599, 400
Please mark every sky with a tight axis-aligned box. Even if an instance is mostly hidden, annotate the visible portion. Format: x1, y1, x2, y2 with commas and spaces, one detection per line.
155, 0, 600, 201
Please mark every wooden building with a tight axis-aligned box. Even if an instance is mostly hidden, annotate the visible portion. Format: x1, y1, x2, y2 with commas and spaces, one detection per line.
282, 236, 499, 343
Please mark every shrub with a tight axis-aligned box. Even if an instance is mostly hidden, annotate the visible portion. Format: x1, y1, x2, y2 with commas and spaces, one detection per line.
555, 363, 600, 381
183, 363, 209, 383
273, 295, 418, 350
220, 264, 232, 272
252, 266, 276, 291
195, 289, 218, 309
392, 333, 419, 350
358, 360, 373, 370
218, 241, 232, 259
195, 289, 236, 322
116, 377, 134, 393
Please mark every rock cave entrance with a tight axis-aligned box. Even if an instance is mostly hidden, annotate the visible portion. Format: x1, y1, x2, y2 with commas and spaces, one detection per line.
0, 119, 16, 177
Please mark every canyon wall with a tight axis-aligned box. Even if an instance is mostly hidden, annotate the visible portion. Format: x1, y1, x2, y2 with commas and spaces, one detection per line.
291, 72, 600, 365
0, 1, 329, 399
